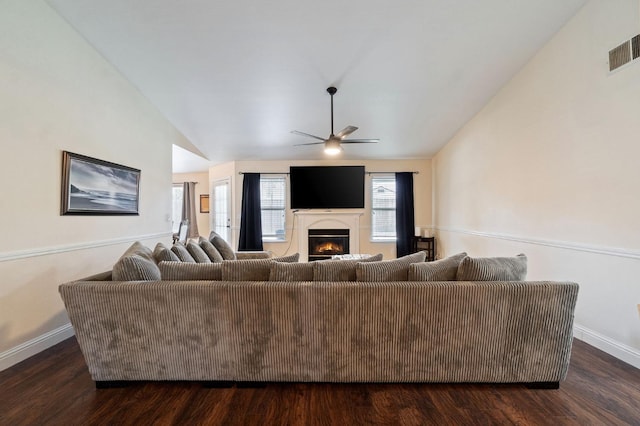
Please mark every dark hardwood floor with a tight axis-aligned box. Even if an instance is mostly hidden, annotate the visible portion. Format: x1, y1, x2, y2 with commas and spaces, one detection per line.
1, 338, 639, 425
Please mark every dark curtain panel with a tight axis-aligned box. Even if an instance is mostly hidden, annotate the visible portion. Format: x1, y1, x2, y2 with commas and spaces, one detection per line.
182, 182, 199, 239
238, 173, 263, 251
395, 172, 415, 257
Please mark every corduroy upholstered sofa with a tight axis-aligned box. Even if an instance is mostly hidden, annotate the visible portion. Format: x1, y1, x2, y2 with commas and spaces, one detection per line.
59, 246, 579, 389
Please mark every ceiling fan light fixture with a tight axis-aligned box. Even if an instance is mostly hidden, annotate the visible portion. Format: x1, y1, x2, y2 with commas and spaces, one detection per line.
324, 139, 343, 156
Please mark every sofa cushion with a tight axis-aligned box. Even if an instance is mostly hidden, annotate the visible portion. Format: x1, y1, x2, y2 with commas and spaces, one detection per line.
221, 259, 273, 281
312, 253, 384, 282
199, 237, 224, 262
273, 253, 300, 263
269, 261, 314, 281
158, 261, 222, 280
408, 252, 468, 281
112, 241, 161, 281
355, 251, 427, 282
187, 241, 212, 263
313, 260, 358, 281
209, 231, 236, 260
153, 242, 180, 263
171, 243, 196, 262
456, 254, 528, 281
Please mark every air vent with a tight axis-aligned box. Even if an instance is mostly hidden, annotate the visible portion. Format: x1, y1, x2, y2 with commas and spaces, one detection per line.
609, 41, 631, 71
633, 34, 640, 60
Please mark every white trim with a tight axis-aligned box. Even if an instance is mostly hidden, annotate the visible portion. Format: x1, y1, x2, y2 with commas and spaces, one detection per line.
0, 323, 75, 372
574, 324, 640, 369
0, 232, 172, 263
435, 226, 640, 260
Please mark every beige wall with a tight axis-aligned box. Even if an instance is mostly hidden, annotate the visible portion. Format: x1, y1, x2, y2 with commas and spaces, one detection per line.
173, 172, 211, 238
0, 0, 187, 369
433, 0, 640, 367
210, 159, 432, 260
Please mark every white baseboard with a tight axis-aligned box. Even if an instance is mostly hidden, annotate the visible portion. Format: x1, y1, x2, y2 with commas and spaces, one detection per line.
0, 323, 75, 372
574, 323, 640, 369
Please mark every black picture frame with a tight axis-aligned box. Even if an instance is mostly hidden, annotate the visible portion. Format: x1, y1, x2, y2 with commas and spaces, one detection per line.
61, 151, 140, 215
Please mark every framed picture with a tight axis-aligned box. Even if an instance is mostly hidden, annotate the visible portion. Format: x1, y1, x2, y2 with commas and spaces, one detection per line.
200, 194, 210, 213
61, 151, 140, 215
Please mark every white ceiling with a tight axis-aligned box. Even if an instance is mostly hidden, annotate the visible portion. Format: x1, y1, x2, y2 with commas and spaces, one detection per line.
47, 0, 587, 171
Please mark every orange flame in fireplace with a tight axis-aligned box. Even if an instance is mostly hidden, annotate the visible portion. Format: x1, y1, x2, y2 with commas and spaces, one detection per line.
316, 242, 343, 254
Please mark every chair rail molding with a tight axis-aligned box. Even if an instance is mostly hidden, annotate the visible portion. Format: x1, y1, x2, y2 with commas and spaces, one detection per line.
0, 232, 172, 263
435, 226, 640, 260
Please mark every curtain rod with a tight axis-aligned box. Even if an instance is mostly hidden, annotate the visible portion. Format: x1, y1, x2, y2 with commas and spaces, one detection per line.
238, 172, 289, 175
366, 171, 419, 175
172, 181, 198, 184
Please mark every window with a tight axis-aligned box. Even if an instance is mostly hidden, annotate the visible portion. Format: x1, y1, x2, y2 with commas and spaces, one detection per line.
371, 176, 396, 241
171, 184, 184, 233
260, 176, 286, 241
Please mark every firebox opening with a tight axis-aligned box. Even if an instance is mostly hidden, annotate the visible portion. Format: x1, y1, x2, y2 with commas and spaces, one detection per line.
308, 229, 349, 261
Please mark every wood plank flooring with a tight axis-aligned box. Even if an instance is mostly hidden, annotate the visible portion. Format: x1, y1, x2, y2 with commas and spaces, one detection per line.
1, 338, 639, 425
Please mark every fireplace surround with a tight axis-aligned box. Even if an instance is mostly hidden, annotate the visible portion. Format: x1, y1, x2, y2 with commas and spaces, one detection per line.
295, 211, 362, 262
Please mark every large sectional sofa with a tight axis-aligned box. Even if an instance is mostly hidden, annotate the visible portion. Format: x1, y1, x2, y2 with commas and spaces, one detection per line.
59, 239, 579, 389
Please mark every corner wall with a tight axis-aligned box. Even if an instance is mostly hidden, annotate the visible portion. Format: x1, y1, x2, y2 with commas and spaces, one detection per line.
433, 0, 640, 367
0, 0, 187, 370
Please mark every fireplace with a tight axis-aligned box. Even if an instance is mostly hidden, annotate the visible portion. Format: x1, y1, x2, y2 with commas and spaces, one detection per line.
308, 229, 349, 261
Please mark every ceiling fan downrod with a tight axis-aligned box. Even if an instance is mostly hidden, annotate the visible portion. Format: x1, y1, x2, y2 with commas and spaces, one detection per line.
327, 86, 337, 137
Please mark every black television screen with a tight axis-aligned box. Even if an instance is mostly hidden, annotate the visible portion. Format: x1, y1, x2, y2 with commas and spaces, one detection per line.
290, 166, 365, 209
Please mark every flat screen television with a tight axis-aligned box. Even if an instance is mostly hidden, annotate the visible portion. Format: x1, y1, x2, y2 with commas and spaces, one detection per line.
290, 166, 365, 209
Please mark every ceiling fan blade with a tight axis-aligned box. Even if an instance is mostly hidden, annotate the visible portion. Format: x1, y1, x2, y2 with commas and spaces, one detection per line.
293, 141, 326, 146
341, 139, 379, 144
335, 126, 358, 139
291, 130, 326, 141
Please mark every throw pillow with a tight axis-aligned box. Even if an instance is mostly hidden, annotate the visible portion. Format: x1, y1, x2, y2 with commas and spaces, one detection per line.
187, 241, 212, 263
221, 259, 273, 281
171, 243, 196, 263
210, 234, 236, 260
153, 242, 180, 263
355, 251, 426, 282
158, 261, 222, 280
199, 237, 224, 262
408, 252, 468, 281
269, 261, 314, 281
112, 241, 161, 281
456, 254, 527, 281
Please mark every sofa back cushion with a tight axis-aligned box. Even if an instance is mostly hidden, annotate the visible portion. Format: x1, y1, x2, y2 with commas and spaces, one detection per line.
273, 253, 300, 263
269, 262, 314, 281
221, 259, 273, 281
312, 253, 384, 282
112, 241, 161, 281
187, 241, 212, 263
158, 261, 222, 280
456, 254, 527, 281
199, 237, 224, 262
408, 252, 467, 281
355, 251, 426, 282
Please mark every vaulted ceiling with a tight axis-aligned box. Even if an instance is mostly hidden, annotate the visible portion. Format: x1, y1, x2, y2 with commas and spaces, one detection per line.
47, 0, 587, 171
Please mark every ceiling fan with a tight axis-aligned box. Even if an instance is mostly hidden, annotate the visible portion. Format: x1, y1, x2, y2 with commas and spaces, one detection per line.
292, 87, 379, 155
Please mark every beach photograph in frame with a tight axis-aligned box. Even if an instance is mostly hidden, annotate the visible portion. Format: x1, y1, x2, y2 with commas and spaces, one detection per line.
61, 151, 140, 215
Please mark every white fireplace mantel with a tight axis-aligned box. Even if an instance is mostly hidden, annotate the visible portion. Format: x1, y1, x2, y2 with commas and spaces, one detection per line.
295, 211, 363, 261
